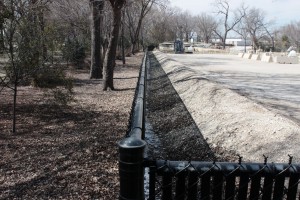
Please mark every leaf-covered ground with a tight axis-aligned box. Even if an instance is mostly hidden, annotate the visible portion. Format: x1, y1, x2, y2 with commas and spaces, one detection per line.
0, 54, 143, 199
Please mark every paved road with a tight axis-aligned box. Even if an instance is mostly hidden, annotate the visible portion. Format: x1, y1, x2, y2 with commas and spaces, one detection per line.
167, 53, 300, 125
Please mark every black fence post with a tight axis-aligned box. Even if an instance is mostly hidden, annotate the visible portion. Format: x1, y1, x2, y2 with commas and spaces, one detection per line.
175, 170, 186, 200
149, 166, 156, 200
187, 168, 198, 200
162, 167, 173, 200
119, 132, 146, 200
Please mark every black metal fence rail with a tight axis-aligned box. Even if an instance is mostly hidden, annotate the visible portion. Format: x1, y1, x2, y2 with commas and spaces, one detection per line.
118, 52, 148, 200
145, 159, 300, 200
118, 52, 300, 200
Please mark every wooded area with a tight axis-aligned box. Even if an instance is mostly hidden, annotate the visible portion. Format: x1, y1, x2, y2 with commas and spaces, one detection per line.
1, 0, 300, 198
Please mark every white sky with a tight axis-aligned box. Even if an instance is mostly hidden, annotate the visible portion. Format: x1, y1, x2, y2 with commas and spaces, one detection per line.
170, 0, 300, 26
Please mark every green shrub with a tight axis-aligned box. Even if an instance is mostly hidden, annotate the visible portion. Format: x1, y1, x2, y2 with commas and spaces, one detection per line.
33, 67, 74, 106
62, 39, 86, 68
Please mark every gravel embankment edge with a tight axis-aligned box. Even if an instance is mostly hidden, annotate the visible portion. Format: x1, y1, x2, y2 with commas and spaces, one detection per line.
153, 51, 300, 163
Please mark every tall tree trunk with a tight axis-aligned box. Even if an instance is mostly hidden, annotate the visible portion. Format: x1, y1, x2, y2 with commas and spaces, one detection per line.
39, 10, 47, 61
131, 16, 143, 54
0, 23, 3, 52
90, 0, 104, 79
205, 36, 209, 44
222, 32, 227, 50
252, 36, 259, 52
141, 25, 144, 51
103, 7, 122, 90
121, 6, 126, 64
30, 0, 40, 67
121, 12, 125, 65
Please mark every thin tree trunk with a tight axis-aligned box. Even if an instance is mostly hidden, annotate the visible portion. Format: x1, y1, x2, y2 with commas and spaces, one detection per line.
12, 80, 17, 133
8, 22, 17, 133
121, 9, 125, 64
90, 0, 104, 79
103, 8, 122, 91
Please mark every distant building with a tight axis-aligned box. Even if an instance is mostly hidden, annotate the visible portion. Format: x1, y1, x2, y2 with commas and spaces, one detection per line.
211, 38, 252, 46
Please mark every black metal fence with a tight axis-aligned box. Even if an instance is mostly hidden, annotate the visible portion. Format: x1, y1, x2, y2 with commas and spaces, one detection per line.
118, 52, 300, 200
118, 52, 147, 200
145, 159, 300, 200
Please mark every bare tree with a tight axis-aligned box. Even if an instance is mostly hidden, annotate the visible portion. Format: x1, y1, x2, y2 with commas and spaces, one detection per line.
1, 0, 74, 133
125, 0, 166, 54
90, 0, 104, 79
213, 0, 245, 49
146, 6, 178, 44
280, 21, 300, 51
196, 13, 217, 43
244, 7, 268, 51
1, 0, 48, 133
49, 0, 90, 66
263, 24, 276, 51
233, 21, 249, 52
175, 10, 195, 42
103, 0, 125, 91
233, 6, 250, 52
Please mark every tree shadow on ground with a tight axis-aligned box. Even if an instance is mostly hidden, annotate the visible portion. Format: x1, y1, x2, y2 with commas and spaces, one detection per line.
146, 52, 217, 161
0, 101, 127, 199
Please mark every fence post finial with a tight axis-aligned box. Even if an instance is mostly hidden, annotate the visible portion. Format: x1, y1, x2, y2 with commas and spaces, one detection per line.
119, 132, 146, 200
263, 154, 268, 165
288, 154, 293, 165
238, 155, 243, 165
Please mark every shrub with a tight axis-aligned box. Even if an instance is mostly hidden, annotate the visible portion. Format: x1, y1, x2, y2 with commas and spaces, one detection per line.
33, 66, 74, 106
62, 39, 86, 68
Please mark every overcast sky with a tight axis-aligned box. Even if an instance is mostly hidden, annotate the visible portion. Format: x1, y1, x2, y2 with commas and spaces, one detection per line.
170, 0, 300, 26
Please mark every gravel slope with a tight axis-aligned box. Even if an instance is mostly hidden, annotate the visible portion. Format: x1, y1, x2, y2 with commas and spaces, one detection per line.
146, 52, 218, 162
153, 51, 300, 163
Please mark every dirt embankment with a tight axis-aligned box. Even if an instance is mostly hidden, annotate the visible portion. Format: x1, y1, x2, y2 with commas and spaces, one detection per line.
153, 51, 300, 163
146, 52, 217, 161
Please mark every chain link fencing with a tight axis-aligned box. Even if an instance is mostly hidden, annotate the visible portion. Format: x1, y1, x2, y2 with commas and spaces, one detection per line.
145, 157, 300, 200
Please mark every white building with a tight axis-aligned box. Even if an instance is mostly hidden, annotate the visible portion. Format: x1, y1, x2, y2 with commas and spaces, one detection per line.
211, 38, 251, 46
